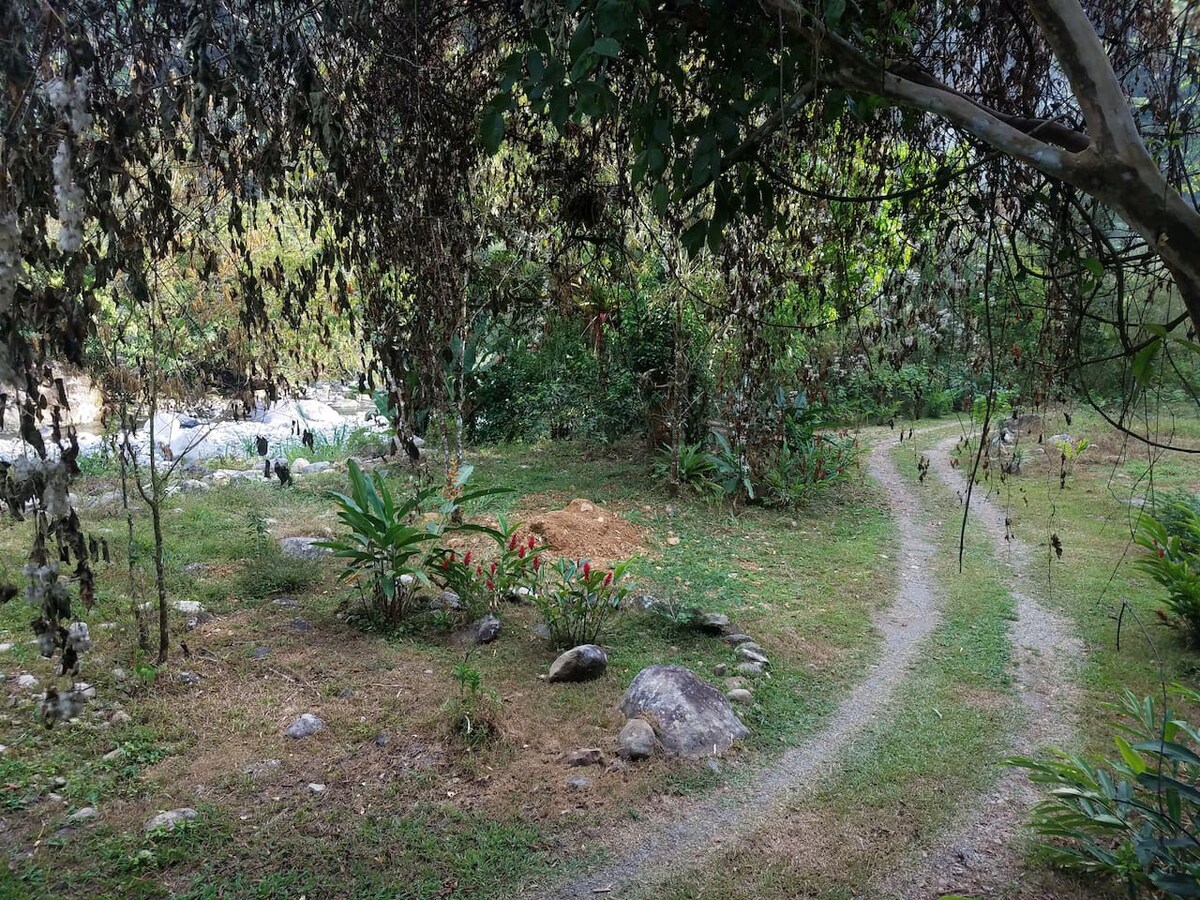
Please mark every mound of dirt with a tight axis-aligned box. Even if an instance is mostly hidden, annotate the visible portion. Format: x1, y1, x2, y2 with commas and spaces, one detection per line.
520, 499, 643, 564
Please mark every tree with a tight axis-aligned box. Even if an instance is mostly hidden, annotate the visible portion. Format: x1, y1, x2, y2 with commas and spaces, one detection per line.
489, 1, 1200, 346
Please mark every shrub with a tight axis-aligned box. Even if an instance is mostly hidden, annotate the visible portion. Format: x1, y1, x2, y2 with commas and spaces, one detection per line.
1009, 688, 1200, 898
533, 557, 632, 648
653, 441, 719, 495
1134, 510, 1200, 642
431, 517, 543, 613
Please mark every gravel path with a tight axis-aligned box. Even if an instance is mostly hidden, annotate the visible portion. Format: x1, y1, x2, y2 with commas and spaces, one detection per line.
530, 436, 948, 899
879, 435, 1084, 899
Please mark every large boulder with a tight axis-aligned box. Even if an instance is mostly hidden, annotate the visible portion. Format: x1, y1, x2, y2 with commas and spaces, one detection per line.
619, 665, 749, 757
547, 645, 608, 683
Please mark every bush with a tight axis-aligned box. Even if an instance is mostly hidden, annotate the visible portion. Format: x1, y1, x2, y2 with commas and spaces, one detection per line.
1134, 510, 1200, 642
1009, 687, 1200, 898
532, 557, 632, 648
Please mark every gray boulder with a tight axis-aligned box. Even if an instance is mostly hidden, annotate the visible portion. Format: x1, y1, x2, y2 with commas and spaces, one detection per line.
473, 614, 501, 644
619, 665, 748, 757
699, 612, 730, 633
285, 713, 325, 739
617, 718, 656, 760
143, 807, 198, 832
547, 645, 608, 683
279, 537, 331, 560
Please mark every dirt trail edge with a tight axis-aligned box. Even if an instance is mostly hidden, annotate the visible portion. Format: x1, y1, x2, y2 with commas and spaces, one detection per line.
879, 436, 1084, 899
531, 437, 946, 900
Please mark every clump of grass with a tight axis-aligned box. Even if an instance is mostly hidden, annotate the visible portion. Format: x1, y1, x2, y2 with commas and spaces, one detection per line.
234, 552, 320, 602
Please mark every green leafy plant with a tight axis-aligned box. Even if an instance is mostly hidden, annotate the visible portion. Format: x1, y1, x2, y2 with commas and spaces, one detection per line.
322, 461, 510, 626
1009, 687, 1200, 897
534, 557, 631, 648
319, 460, 441, 625
1152, 491, 1200, 555
706, 431, 755, 503
442, 651, 502, 746
654, 441, 719, 495
1134, 511, 1200, 642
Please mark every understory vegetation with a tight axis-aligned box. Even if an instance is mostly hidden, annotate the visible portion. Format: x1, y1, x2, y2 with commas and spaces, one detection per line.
2, 1, 1200, 897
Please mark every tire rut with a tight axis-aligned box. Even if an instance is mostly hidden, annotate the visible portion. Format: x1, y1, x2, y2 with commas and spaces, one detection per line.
880, 435, 1083, 899
530, 437, 946, 899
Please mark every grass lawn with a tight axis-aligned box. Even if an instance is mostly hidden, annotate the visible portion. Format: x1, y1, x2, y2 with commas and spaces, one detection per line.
0, 439, 893, 898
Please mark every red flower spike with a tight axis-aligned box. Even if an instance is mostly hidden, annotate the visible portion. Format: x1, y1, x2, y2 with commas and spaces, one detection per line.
532, 555, 541, 571
518, 546, 526, 559
509, 535, 517, 550
450, 550, 456, 562
583, 562, 591, 577
486, 580, 495, 591
442, 559, 450, 571
528, 535, 536, 549
476, 565, 483, 576
464, 551, 472, 566
490, 561, 497, 575
604, 572, 613, 587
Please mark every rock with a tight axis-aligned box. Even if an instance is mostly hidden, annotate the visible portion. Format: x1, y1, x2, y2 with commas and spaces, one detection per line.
307, 783, 326, 793
566, 748, 605, 767
0, 643, 13, 653
532, 623, 553, 641
374, 732, 389, 748
566, 776, 592, 790
143, 808, 198, 832
337, 688, 353, 700
110, 710, 132, 725
1048, 433, 1074, 446
737, 647, 769, 666
739, 641, 766, 655
619, 665, 749, 757
272, 597, 298, 608
430, 590, 464, 611
290, 458, 310, 471
713, 664, 728, 677
251, 647, 270, 660
473, 614, 501, 644
617, 719, 656, 760
279, 537, 331, 560
178, 671, 201, 686
67, 807, 98, 823
304, 461, 333, 474
727, 689, 753, 706
173, 600, 204, 615
177, 479, 209, 493
546, 645, 608, 683
699, 612, 730, 633
289, 618, 315, 633
721, 633, 754, 645
74, 682, 97, 699
735, 662, 765, 677
183, 563, 208, 576
111, 668, 128, 682
723, 676, 749, 691
244, 759, 282, 779
101, 748, 122, 762
285, 713, 325, 739
15, 675, 38, 690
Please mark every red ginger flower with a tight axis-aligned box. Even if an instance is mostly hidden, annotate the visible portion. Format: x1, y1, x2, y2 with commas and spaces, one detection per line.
532, 555, 541, 571
603, 572, 613, 586
464, 550, 472, 566
528, 535, 536, 549
518, 546, 526, 559
583, 562, 591, 577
